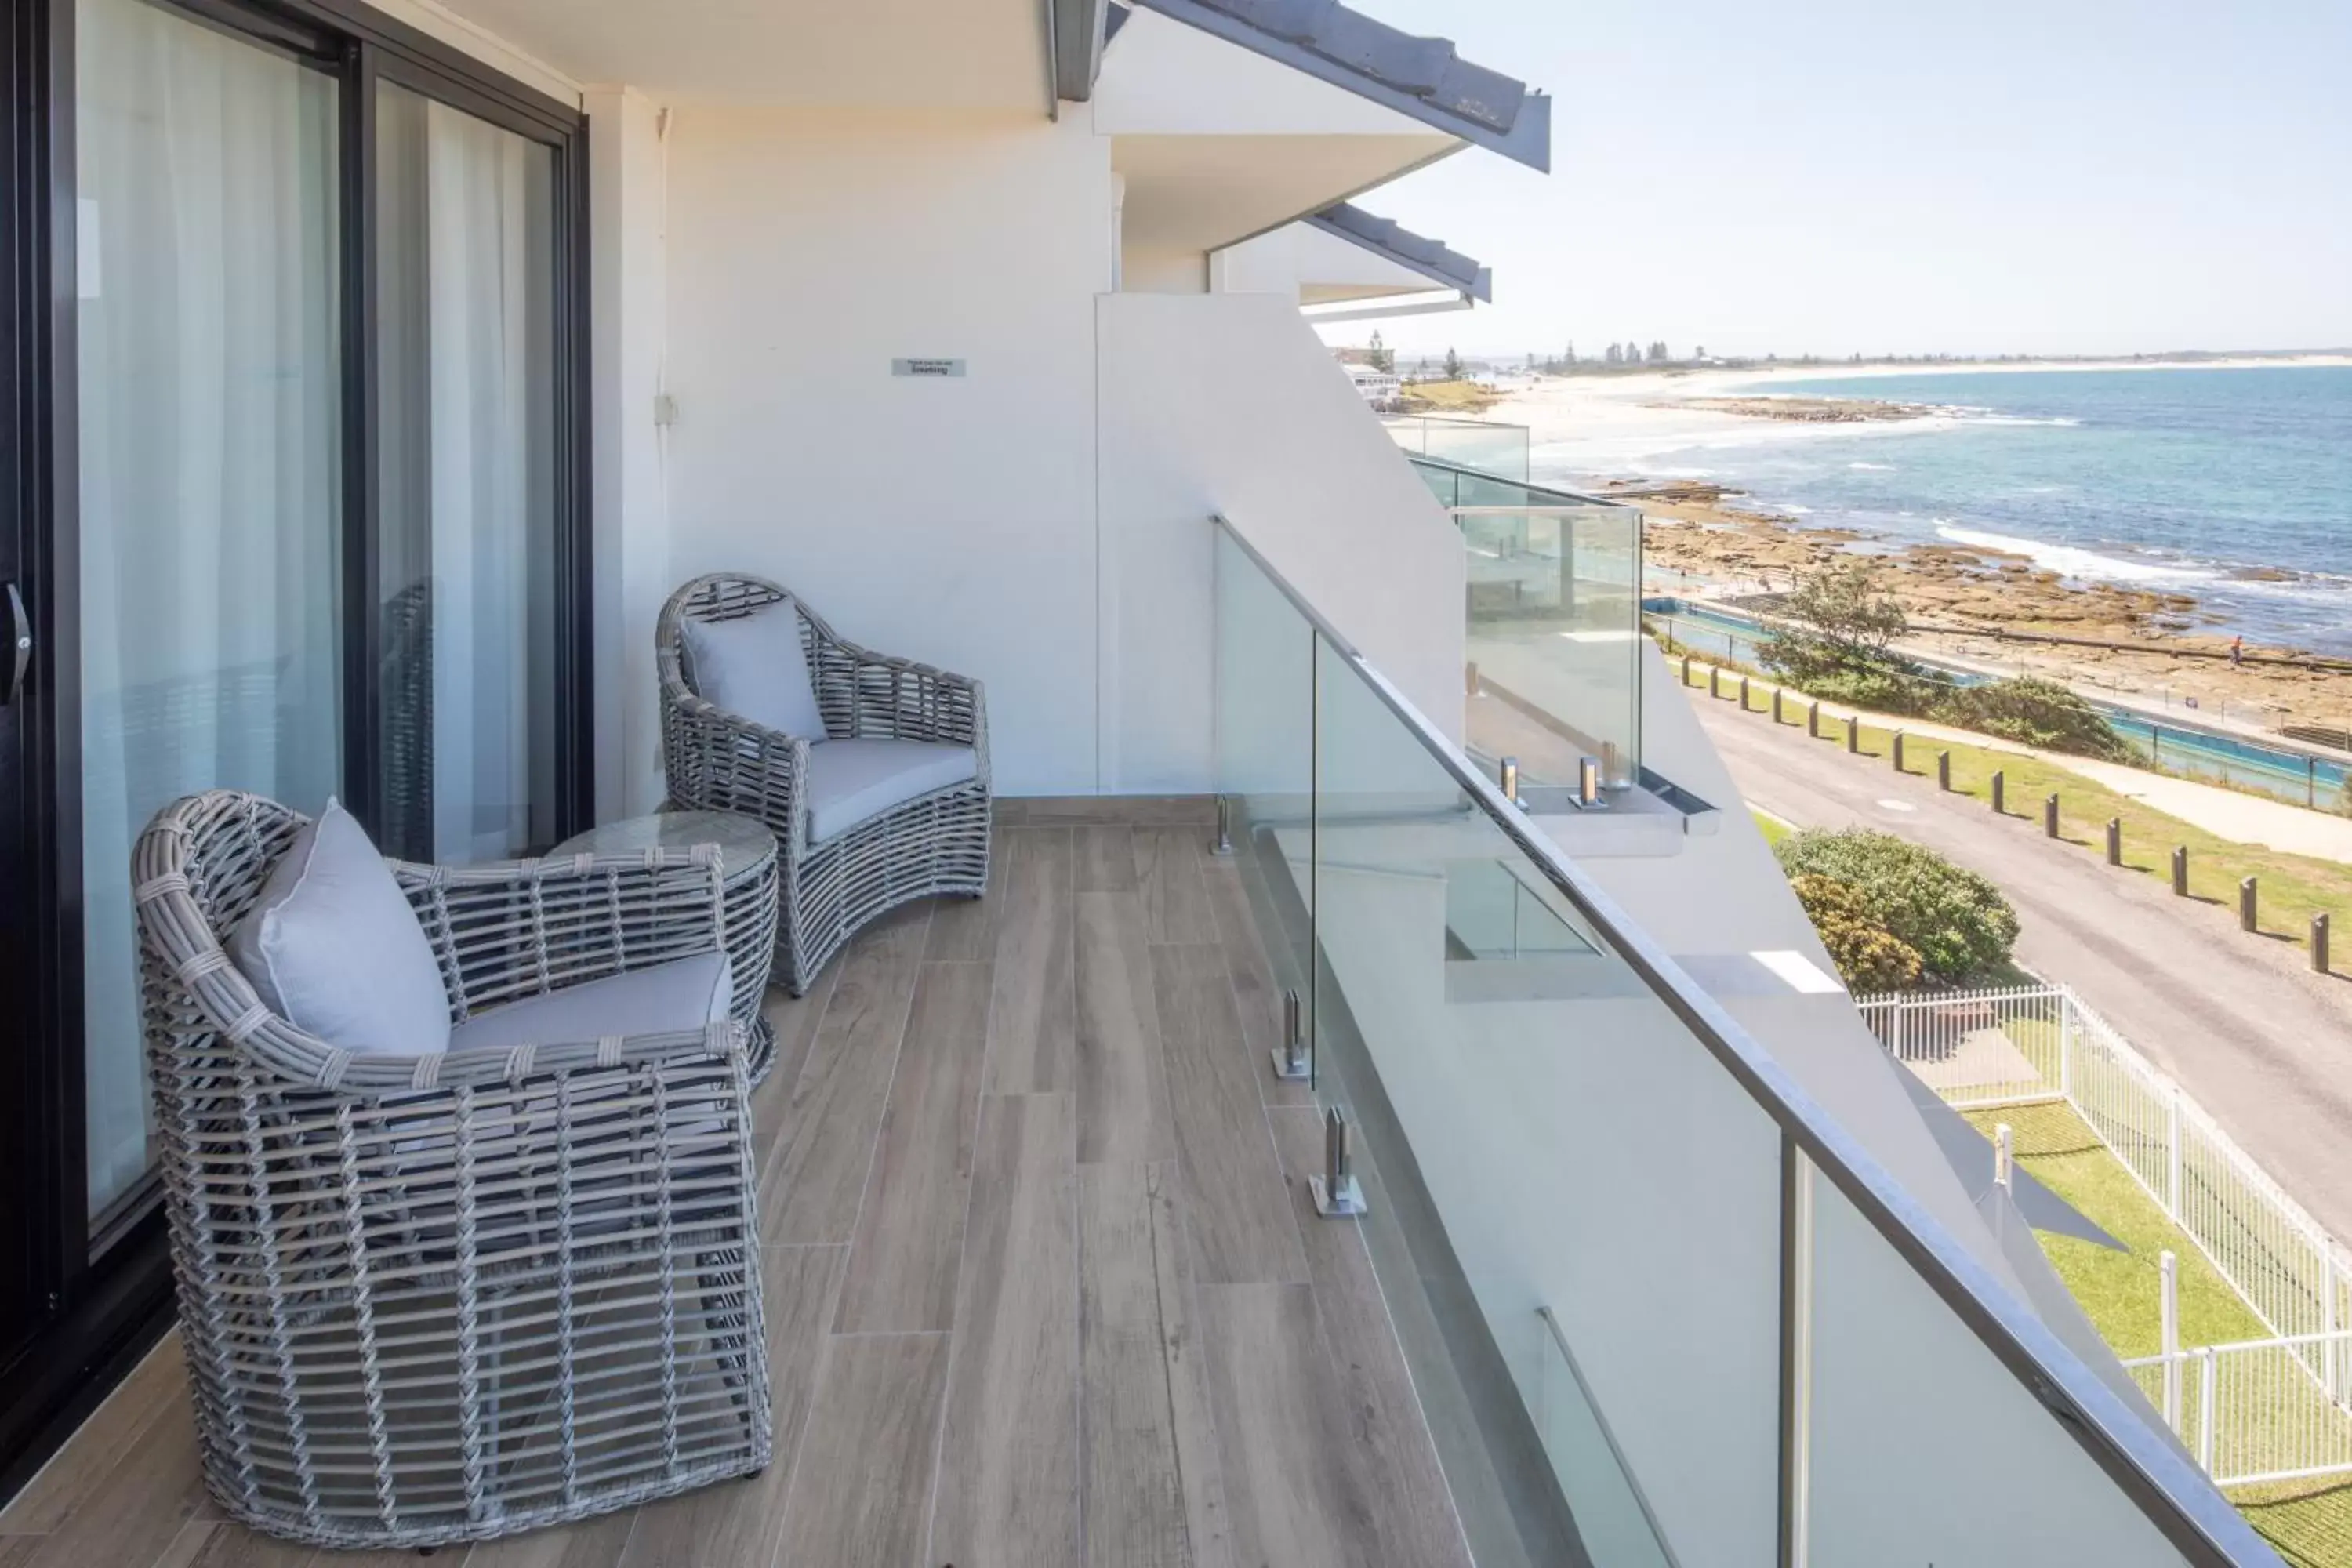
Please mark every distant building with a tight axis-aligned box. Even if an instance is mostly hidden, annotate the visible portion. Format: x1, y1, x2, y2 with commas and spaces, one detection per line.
1347, 365, 1403, 408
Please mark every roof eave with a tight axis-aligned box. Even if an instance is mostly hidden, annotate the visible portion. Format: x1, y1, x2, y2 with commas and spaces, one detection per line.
1127, 0, 1551, 172
1303, 203, 1493, 303
1051, 0, 1111, 102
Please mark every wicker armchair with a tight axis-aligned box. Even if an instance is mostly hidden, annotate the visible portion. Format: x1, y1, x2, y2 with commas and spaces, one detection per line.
132, 791, 769, 1551
657, 573, 992, 994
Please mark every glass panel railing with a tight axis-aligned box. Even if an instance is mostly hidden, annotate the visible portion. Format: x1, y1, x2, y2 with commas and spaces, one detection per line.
1385, 413, 1531, 481
1308, 623, 1780, 1566
1210, 513, 2278, 1567
1806, 1167, 2195, 1564
1414, 456, 1646, 789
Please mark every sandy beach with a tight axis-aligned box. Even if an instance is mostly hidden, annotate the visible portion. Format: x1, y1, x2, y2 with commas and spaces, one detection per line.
1484, 359, 2352, 734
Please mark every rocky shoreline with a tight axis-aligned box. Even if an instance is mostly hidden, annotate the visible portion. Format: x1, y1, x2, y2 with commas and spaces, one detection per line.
1621, 480, 2352, 731
1647, 394, 1935, 423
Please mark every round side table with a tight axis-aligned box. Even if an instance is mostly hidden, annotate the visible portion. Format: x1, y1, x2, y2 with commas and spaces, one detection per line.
552, 810, 781, 1085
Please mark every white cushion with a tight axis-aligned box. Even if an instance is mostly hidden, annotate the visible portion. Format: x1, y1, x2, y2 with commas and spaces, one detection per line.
681, 604, 825, 740
227, 798, 452, 1058
804, 738, 978, 844
448, 952, 735, 1055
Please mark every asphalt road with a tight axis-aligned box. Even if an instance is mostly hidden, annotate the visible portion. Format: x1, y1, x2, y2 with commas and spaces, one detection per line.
1694, 694, 2352, 1246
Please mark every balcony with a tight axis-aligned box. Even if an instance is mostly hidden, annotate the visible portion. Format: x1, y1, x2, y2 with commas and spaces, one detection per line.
0, 516, 2282, 1566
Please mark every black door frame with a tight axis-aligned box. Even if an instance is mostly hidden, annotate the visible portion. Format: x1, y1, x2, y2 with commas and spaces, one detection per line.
0, 0, 592, 1501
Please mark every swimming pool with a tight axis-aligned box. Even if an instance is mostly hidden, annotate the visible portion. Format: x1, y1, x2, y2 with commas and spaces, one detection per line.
1644, 597, 2351, 812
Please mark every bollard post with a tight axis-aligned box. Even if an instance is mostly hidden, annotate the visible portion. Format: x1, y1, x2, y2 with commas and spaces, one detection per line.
1499, 756, 1521, 808
1937, 750, 1951, 791
2316, 913, 2332, 975
1808, 700, 1820, 739
2045, 794, 2060, 839
1991, 771, 2005, 815
1709, 666, 1722, 701
2106, 818, 2122, 866
2240, 877, 2259, 934
1682, 653, 1693, 687
1739, 674, 1751, 710
1893, 731, 1906, 773
1773, 688, 1784, 725
1845, 717, 1859, 755
2172, 846, 2189, 897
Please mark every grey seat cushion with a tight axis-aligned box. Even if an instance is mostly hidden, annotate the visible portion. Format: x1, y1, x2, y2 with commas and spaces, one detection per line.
804, 738, 979, 844
449, 951, 735, 1054
228, 797, 453, 1058
681, 602, 826, 739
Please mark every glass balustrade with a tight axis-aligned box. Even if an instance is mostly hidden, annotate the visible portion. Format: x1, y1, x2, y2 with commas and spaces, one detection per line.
1385, 413, 1532, 481
1210, 513, 2275, 1568
1413, 456, 1646, 791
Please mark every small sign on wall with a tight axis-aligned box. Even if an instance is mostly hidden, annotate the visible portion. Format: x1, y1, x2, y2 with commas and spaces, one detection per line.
891, 358, 967, 378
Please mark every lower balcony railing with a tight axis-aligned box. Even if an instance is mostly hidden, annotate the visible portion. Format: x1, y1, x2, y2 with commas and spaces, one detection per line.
1410, 454, 1646, 798
1209, 512, 2280, 1566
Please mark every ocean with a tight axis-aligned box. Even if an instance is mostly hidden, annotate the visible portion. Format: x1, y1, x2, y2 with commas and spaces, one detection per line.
1540, 364, 2352, 656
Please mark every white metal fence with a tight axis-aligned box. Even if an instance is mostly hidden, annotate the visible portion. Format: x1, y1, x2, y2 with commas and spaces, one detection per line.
2124, 1331, 2352, 1488
1857, 982, 2352, 1488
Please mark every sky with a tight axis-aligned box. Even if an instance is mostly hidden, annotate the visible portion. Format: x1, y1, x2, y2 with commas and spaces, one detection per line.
1327, 0, 2352, 361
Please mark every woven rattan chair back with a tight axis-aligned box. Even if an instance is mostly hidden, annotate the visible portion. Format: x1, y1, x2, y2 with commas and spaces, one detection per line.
132, 789, 770, 1549
656, 572, 991, 993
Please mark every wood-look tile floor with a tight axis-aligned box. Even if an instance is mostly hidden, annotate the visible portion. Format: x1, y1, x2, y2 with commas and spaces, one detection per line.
0, 798, 1473, 1568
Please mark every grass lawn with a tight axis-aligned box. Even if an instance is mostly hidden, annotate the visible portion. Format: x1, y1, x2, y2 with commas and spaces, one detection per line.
1752, 808, 1791, 848
1965, 1102, 2352, 1561
1672, 658, 2352, 965
1397, 379, 1502, 415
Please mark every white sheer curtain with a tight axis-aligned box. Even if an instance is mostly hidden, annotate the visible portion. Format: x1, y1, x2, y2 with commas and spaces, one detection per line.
75, 0, 342, 1221
379, 85, 555, 865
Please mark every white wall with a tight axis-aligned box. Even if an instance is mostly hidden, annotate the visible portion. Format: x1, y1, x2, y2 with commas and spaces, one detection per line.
661, 106, 1112, 794
585, 86, 670, 817
1098, 291, 1464, 791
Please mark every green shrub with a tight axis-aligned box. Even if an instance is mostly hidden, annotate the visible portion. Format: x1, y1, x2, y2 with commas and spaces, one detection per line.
1930, 677, 2127, 760
1789, 873, 1924, 992
1774, 828, 2020, 982
1795, 665, 1940, 716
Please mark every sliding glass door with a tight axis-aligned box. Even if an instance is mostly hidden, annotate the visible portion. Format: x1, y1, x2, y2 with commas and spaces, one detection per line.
74, 0, 345, 1230
376, 82, 560, 863
0, 0, 587, 1493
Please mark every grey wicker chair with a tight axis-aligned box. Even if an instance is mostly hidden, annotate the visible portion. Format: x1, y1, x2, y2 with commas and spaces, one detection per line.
657, 573, 992, 994
132, 790, 770, 1551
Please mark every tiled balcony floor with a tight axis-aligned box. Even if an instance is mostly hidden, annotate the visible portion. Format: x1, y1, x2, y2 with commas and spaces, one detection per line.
0, 797, 1480, 1568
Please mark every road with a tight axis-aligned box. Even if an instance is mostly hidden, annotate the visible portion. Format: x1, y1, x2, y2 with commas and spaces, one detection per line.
1694, 695, 2352, 1246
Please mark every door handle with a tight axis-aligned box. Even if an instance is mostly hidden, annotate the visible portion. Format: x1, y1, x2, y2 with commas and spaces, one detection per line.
4, 582, 28, 706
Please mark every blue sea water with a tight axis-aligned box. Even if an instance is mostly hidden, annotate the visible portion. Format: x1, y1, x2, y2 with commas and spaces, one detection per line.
1554, 365, 2352, 655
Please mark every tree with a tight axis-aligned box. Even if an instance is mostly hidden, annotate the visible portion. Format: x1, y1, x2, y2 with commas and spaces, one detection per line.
1366, 329, 1393, 374
1777, 830, 2019, 982
1443, 346, 1464, 380
1603, 343, 1623, 365
1693, 344, 1706, 361
1647, 340, 1670, 362
1563, 341, 1577, 365
1788, 875, 1923, 992
1760, 560, 1909, 681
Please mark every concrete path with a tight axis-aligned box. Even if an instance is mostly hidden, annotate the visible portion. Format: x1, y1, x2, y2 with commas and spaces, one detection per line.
1675, 663, 2352, 865
1694, 694, 2352, 1247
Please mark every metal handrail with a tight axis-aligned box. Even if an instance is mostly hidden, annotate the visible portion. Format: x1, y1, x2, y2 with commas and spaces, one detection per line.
1211, 512, 2278, 1566
1537, 1306, 1685, 1568
1408, 451, 1635, 511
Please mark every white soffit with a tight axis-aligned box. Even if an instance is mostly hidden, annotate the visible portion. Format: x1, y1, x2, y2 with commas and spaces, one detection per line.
434, 0, 1048, 107
1113, 132, 1456, 254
